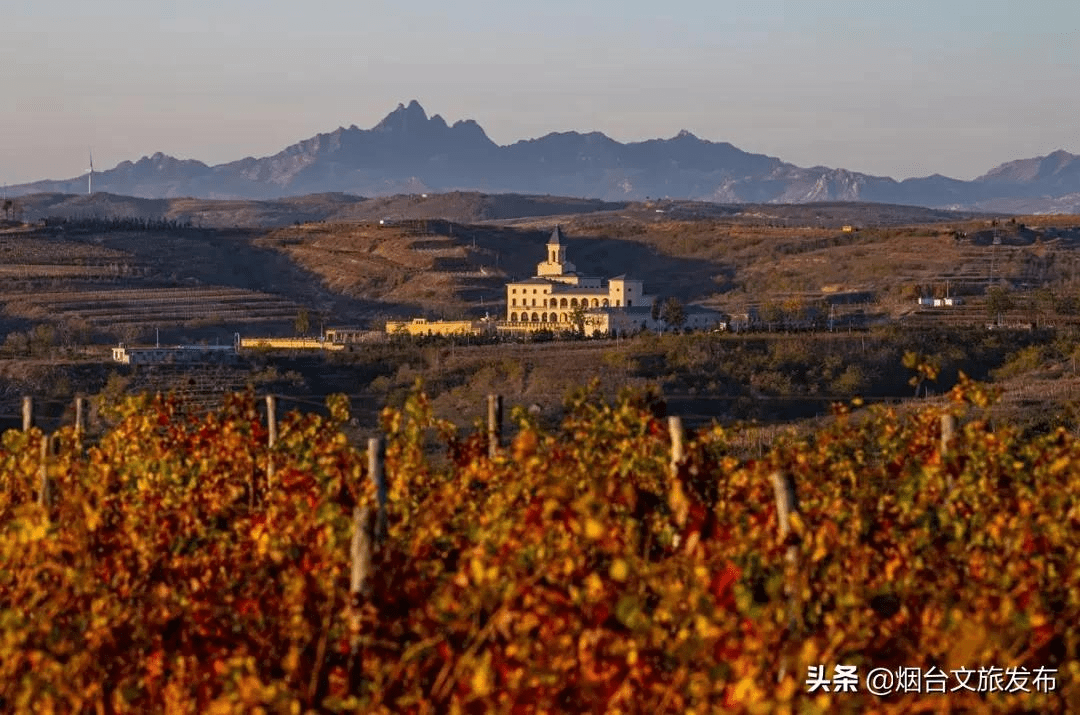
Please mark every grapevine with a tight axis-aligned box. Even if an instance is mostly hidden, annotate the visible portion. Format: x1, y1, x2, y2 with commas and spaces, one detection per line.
0, 379, 1076, 713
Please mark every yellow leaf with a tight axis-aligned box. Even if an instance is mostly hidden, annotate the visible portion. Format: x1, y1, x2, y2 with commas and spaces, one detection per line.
585, 573, 604, 598
83, 503, 102, 532
470, 661, 493, 697
885, 557, 901, 582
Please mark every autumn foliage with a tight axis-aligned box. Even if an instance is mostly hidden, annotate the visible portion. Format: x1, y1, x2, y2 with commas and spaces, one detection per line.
0, 379, 1076, 713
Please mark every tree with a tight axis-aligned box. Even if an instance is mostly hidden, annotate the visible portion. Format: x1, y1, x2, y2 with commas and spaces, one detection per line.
761, 301, 784, 331
295, 308, 311, 337
29, 324, 57, 358
660, 297, 686, 331
568, 304, 586, 335
986, 286, 1013, 322
1, 331, 30, 357
902, 351, 939, 398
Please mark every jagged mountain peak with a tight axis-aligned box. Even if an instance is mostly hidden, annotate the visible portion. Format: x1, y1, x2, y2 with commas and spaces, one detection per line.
7, 100, 1080, 212
125, 153, 208, 170
374, 99, 429, 131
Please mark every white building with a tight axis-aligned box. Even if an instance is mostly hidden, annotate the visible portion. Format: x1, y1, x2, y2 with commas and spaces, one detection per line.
502, 226, 656, 333
501, 226, 721, 335
111, 343, 237, 365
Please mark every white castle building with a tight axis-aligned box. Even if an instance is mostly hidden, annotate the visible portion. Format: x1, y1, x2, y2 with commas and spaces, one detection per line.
502, 226, 665, 335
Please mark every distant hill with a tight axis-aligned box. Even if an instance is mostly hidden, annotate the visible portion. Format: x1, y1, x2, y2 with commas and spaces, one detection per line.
10, 191, 989, 230
7, 100, 1080, 213
12, 192, 367, 228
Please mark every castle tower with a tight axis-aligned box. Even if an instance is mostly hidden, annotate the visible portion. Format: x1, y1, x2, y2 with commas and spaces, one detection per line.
547, 225, 566, 264
537, 225, 576, 277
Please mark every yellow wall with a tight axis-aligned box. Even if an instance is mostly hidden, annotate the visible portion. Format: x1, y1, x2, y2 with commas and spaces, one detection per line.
385, 319, 484, 337
238, 337, 344, 351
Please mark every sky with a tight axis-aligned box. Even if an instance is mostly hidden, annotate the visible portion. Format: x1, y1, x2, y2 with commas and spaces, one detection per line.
2, 0, 1078, 186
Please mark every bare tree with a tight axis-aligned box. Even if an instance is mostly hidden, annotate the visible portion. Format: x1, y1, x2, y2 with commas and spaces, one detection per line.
295, 308, 311, 337
660, 297, 687, 331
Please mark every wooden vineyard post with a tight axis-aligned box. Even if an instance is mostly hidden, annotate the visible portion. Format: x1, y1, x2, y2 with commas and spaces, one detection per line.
38, 433, 51, 509
368, 437, 387, 544
351, 506, 374, 601
22, 396, 32, 432
74, 396, 84, 438
348, 442, 383, 677
348, 505, 374, 674
487, 394, 503, 459
265, 395, 277, 486
770, 470, 801, 682
941, 413, 957, 492
668, 415, 685, 470
667, 416, 689, 530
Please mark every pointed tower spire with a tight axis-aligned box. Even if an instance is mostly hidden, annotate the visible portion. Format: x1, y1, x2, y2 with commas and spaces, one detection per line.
547, 224, 564, 246
539, 225, 573, 275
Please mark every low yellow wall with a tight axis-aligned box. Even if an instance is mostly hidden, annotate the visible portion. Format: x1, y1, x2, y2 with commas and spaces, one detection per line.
238, 337, 344, 351
386, 319, 483, 337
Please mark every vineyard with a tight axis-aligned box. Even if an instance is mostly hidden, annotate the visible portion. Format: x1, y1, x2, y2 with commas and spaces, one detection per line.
0, 234, 145, 283
0, 287, 300, 329
0, 380, 1077, 712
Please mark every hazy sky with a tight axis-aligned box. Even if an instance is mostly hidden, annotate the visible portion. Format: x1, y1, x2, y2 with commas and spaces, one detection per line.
3, 0, 1077, 186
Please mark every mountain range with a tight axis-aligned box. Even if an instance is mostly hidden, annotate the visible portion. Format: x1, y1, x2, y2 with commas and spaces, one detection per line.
8, 100, 1080, 213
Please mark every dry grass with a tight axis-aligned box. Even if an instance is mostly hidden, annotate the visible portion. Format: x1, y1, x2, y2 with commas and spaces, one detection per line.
255, 222, 509, 317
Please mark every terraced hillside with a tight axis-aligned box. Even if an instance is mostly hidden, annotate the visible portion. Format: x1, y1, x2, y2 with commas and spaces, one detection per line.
0, 230, 145, 281
0, 287, 299, 328
0, 225, 375, 345
5, 202, 1080, 348
255, 220, 511, 318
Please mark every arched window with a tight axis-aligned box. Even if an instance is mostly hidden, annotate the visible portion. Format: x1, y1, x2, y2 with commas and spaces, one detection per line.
561, 312, 568, 322
570, 298, 578, 307
602, 299, 609, 307
531, 312, 539, 322
511, 312, 518, 322
542, 312, 548, 322
560, 298, 568, 308
592, 298, 599, 307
